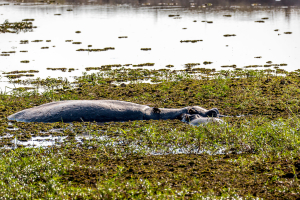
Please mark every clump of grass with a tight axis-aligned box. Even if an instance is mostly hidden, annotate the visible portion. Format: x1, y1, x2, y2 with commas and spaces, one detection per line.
0, 19, 34, 33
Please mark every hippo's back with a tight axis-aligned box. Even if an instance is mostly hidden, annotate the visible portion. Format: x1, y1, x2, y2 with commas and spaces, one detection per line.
7, 100, 148, 123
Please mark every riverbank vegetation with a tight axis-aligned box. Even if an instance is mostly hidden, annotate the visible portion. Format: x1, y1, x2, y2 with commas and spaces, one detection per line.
1, 68, 300, 199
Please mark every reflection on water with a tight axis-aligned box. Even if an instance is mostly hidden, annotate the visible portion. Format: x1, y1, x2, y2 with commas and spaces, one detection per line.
11, 0, 300, 6
0, 0, 300, 91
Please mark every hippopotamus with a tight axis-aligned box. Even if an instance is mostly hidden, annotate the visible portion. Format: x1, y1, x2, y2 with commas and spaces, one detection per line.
7, 100, 224, 125
180, 113, 224, 126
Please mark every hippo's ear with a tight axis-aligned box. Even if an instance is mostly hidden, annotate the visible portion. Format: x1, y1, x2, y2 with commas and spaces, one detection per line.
205, 108, 220, 117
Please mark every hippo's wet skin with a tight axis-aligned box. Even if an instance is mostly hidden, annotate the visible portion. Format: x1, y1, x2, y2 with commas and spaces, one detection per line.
180, 113, 224, 126
7, 100, 223, 124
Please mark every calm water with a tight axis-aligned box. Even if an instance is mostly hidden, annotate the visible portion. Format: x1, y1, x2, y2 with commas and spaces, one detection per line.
0, 0, 300, 90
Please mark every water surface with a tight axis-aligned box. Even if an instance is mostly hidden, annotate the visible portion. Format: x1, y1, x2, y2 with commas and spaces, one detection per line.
0, 0, 299, 90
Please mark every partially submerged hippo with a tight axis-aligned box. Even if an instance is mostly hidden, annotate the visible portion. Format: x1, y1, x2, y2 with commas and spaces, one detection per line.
180, 113, 224, 126
7, 100, 224, 125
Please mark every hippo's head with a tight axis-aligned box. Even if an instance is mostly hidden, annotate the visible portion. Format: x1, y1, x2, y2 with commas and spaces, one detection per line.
188, 106, 220, 117
180, 113, 201, 123
180, 113, 225, 126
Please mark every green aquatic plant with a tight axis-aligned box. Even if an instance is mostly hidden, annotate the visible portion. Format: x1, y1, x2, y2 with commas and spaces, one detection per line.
141, 48, 151, 51
180, 40, 203, 43
0, 20, 34, 33
20, 40, 29, 44
223, 34, 236, 37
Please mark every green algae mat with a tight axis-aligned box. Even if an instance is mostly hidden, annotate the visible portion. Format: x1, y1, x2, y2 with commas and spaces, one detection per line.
1, 69, 300, 199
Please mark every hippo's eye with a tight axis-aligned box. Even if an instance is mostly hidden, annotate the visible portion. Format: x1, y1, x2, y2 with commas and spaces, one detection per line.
188, 108, 198, 114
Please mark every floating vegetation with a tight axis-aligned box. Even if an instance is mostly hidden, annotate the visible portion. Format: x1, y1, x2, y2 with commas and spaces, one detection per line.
20, 60, 29, 63
20, 50, 28, 52
76, 47, 115, 52
46, 68, 67, 72
65, 40, 73, 42
123, 64, 132, 66
280, 63, 288, 66
88, 45, 92, 47
68, 68, 75, 72
266, 61, 272, 64
75, 31, 81, 33
67, 9, 73, 11
118, 36, 128, 38
4, 74, 34, 79
133, 63, 154, 67
207, 21, 213, 23
182, 28, 187, 29
221, 64, 237, 68
261, 17, 269, 19
85, 67, 102, 71
223, 34, 236, 37
32, 40, 43, 42
254, 56, 262, 58
2, 70, 39, 74
22, 19, 34, 22
223, 15, 232, 17
0, 54, 9, 56
102, 64, 122, 68
54, 14, 61, 16
180, 40, 202, 43
0, 20, 34, 33
255, 20, 265, 23
244, 65, 263, 68
2, 51, 15, 54
20, 40, 29, 44
201, 20, 206, 22
166, 65, 174, 68
274, 29, 279, 31
193, 20, 197, 22
185, 63, 200, 68
284, 32, 292, 34
85, 65, 123, 71
141, 48, 151, 51
13, 87, 35, 91
203, 61, 213, 65
174, 17, 181, 19
168, 14, 179, 17
72, 42, 82, 44
41, 47, 49, 49
46, 40, 51, 42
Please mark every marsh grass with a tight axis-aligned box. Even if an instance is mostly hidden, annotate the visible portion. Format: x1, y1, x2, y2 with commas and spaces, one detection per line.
0, 20, 34, 33
1, 69, 300, 198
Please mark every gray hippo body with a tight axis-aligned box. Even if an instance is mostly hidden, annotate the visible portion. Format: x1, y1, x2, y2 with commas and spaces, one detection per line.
7, 100, 223, 124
